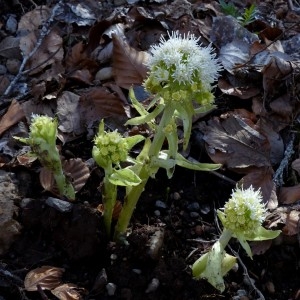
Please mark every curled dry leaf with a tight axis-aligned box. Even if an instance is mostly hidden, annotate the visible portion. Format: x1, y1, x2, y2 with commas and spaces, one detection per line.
0, 99, 25, 136
40, 158, 90, 195
198, 114, 271, 171
51, 283, 87, 300
24, 266, 64, 291
112, 34, 150, 89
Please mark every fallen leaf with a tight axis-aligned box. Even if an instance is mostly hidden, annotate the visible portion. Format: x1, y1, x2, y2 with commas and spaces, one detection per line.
57, 91, 84, 136
0, 36, 21, 59
112, 34, 150, 89
279, 185, 300, 204
24, 266, 64, 291
239, 167, 278, 209
198, 115, 271, 171
51, 283, 87, 300
251, 239, 273, 256
0, 100, 25, 136
282, 210, 300, 236
79, 86, 130, 126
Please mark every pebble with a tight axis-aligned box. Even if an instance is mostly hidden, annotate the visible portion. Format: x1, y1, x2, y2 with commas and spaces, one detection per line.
6, 15, 18, 33
106, 282, 117, 296
145, 278, 160, 293
0, 65, 7, 75
265, 281, 275, 294
154, 210, 161, 216
6, 58, 21, 75
45, 197, 73, 213
155, 200, 167, 209
110, 254, 117, 261
172, 192, 181, 200
132, 268, 142, 275
190, 212, 199, 219
187, 202, 200, 211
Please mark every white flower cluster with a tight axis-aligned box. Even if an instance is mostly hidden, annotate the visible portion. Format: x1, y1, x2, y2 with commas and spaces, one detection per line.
146, 32, 221, 91
219, 185, 266, 235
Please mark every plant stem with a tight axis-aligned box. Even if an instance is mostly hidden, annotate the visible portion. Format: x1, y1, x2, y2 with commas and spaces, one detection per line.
102, 165, 117, 237
114, 105, 175, 240
218, 228, 233, 251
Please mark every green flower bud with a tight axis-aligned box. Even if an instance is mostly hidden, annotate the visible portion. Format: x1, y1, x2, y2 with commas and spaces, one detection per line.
218, 185, 266, 236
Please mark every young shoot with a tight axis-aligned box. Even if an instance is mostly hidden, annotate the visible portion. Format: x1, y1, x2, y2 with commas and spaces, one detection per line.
192, 185, 281, 292
92, 120, 144, 236
15, 114, 75, 200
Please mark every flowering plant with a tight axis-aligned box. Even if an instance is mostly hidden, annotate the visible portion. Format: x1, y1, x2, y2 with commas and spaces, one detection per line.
92, 120, 144, 236
192, 185, 281, 292
15, 114, 75, 200
113, 32, 222, 240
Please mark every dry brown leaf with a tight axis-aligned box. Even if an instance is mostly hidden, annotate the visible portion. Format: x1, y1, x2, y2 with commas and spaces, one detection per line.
0, 100, 25, 136
279, 185, 300, 205
282, 210, 300, 236
57, 91, 84, 136
292, 158, 300, 176
63, 158, 90, 193
0, 75, 10, 95
39, 158, 90, 195
51, 283, 87, 300
251, 239, 273, 256
24, 266, 64, 291
239, 167, 277, 209
198, 114, 271, 171
79, 86, 129, 126
218, 77, 260, 99
112, 34, 150, 89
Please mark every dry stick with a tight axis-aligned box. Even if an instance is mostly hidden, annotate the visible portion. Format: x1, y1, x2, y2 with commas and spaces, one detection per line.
3, 1, 63, 97
273, 134, 295, 187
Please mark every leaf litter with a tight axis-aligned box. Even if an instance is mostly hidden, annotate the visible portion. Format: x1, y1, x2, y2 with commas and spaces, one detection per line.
0, 0, 300, 299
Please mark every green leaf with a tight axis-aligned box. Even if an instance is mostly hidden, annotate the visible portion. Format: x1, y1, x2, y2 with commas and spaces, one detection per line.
175, 153, 222, 171
192, 241, 237, 292
125, 103, 164, 126
108, 168, 142, 186
126, 135, 145, 150
244, 226, 281, 241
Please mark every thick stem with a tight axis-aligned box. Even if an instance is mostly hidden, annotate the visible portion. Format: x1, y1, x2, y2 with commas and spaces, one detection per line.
114, 105, 175, 240
218, 228, 233, 251
102, 166, 117, 237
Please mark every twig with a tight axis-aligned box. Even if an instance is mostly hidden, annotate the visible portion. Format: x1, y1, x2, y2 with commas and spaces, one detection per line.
3, 1, 63, 97
273, 134, 295, 187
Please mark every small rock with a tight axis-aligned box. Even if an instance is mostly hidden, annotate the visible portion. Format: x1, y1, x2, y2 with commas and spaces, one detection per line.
6, 58, 21, 75
172, 192, 181, 200
0, 65, 7, 75
145, 278, 160, 293
265, 281, 275, 294
45, 197, 73, 213
190, 212, 199, 218
154, 210, 160, 216
110, 254, 117, 261
155, 200, 167, 209
132, 269, 142, 274
187, 202, 200, 211
106, 282, 117, 296
194, 225, 203, 236
6, 15, 18, 33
